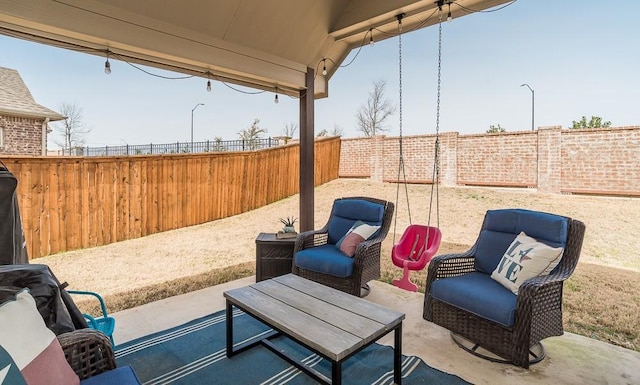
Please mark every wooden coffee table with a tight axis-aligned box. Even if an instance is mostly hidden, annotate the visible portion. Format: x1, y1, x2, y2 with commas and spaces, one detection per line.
224, 274, 405, 385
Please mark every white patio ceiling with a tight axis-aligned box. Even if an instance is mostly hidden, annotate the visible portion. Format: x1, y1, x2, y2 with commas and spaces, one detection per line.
0, 0, 510, 98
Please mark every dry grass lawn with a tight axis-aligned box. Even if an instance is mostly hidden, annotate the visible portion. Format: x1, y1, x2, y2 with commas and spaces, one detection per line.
40, 179, 640, 352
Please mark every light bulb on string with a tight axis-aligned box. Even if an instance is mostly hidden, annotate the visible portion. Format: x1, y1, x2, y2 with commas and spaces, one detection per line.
447, 3, 452, 22
206, 79, 212, 92
274, 94, 279, 104
104, 52, 111, 74
369, 29, 375, 46
322, 59, 327, 76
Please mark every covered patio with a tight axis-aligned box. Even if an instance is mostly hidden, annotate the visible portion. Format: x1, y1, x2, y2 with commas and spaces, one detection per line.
3, 1, 639, 383
113, 276, 640, 384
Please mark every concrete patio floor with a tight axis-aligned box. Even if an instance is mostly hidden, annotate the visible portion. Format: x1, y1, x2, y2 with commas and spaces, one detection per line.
112, 276, 639, 385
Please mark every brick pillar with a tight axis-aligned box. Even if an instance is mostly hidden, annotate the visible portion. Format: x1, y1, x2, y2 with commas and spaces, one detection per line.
370, 135, 385, 182
537, 126, 562, 193
438, 132, 458, 187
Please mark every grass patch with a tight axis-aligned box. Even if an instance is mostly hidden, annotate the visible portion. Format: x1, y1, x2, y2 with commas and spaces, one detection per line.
75, 262, 255, 316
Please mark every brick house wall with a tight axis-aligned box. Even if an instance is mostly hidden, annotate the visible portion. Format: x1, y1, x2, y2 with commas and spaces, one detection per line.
339, 126, 640, 196
0, 115, 44, 156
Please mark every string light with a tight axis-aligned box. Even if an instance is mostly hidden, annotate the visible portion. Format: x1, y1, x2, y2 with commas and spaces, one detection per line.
322, 58, 327, 76
274, 87, 279, 104
206, 79, 211, 92
447, 2, 452, 22
369, 29, 375, 46
104, 51, 111, 74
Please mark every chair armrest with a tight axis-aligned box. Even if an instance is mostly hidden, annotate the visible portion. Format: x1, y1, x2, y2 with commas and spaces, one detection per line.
67, 290, 109, 318
516, 269, 572, 310
58, 329, 116, 380
294, 228, 329, 252
428, 248, 477, 279
351, 236, 383, 265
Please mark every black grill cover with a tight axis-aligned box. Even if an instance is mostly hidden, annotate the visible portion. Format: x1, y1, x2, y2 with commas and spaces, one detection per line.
0, 165, 28, 265
0, 264, 88, 334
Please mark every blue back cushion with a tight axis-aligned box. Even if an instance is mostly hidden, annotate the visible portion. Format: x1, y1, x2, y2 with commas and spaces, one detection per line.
475, 209, 569, 274
327, 199, 384, 244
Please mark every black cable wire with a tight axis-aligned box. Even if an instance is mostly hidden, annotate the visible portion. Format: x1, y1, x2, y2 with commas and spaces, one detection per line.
454, 0, 518, 14
374, 8, 439, 37
218, 79, 267, 95
110, 52, 196, 80
339, 29, 373, 68
314, 28, 373, 81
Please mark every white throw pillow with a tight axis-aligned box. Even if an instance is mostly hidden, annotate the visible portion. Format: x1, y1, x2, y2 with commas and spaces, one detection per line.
491, 231, 564, 294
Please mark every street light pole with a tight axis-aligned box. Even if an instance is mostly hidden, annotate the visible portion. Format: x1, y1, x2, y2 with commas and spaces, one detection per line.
520, 83, 534, 131
191, 103, 204, 150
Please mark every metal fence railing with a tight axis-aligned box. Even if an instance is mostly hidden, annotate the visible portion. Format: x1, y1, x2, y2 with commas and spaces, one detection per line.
81, 137, 288, 156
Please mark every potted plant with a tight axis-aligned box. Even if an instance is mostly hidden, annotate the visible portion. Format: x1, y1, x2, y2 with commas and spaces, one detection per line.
279, 216, 298, 233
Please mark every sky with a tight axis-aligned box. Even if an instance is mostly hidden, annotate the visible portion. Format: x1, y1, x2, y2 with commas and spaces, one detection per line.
1, 0, 639, 149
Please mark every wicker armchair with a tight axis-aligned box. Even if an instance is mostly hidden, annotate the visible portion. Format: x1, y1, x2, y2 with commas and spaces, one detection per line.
423, 209, 586, 368
59, 329, 140, 383
59, 329, 116, 380
292, 197, 394, 296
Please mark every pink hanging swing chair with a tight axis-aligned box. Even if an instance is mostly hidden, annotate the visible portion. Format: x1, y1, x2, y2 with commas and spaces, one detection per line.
391, 225, 441, 292
390, 11, 444, 292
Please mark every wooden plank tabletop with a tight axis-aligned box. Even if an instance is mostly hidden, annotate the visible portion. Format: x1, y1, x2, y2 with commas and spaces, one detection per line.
224, 274, 405, 361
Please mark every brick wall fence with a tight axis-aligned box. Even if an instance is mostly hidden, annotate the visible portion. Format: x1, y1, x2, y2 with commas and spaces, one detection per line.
0, 115, 45, 156
339, 125, 640, 196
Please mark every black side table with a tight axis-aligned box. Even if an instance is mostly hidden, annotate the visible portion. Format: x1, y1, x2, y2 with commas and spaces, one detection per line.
255, 233, 297, 282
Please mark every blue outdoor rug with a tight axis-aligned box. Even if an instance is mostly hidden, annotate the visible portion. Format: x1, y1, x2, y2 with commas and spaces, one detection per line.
115, 309, 470, 385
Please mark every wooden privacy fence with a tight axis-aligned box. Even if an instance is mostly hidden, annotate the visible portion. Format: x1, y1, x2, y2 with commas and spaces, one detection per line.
3, 137, 340, 259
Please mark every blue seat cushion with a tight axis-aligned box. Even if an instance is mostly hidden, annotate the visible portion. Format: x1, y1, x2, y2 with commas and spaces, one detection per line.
475, 209, 569, 274
326, 199, 384, 244
431, 272, 517, 327
294, 244, 355, 277
80, 365, 141, 385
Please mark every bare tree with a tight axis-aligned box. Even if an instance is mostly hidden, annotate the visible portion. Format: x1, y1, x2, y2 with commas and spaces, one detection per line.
331, 123, 344, 137
238, 118, 267, 150
211, 136, 226, 152
282, 121, 297, 138
54, 102, 90, 155
355, 80, 396, 137
317, 124, 343, 138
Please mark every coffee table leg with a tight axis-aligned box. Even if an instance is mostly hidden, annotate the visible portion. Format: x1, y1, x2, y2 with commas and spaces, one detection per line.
226, 300, 233, 357
332, 361, 342, 385
394, 323, 402, 385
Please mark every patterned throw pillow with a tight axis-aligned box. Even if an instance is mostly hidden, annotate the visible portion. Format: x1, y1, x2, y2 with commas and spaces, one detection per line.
335, 220, 381, 257
490, 231, 564, 294
0, 289, 80, 385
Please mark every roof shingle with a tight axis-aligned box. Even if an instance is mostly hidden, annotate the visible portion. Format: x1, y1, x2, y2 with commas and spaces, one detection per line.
0, 66, 65, 121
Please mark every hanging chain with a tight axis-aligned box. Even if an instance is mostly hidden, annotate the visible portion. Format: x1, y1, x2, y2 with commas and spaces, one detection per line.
394, 14, 409, 245
428, 7, 444, 229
